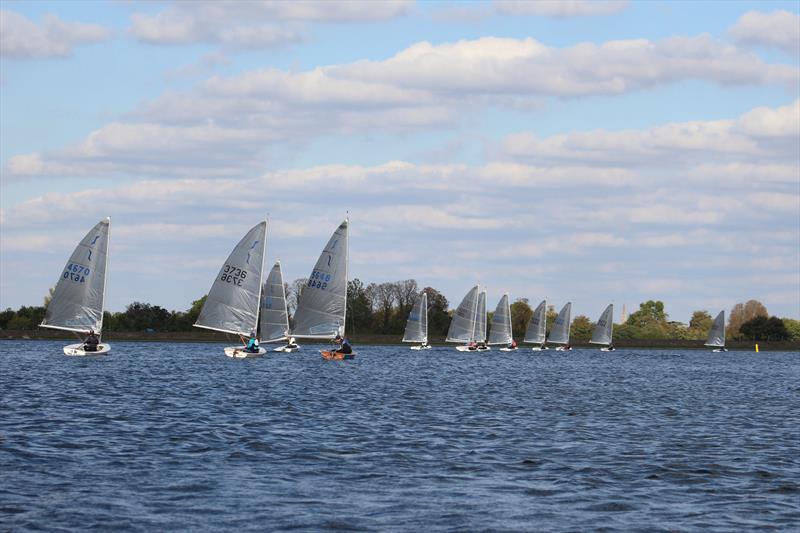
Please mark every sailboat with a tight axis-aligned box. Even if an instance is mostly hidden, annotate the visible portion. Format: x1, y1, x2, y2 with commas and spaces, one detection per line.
448, 285, 479, 351
194, 221, 268, 358
41, 218, 112, 356
550, 302, 572, 351
403, 291, 430, 350
705, 310, 727, 352
489, 293, 516, 351
525, 300, 548, 351
474, 290, 490, 350
590, 304, 615, 351
291, 219, 352, 360
259, 261, 297, 353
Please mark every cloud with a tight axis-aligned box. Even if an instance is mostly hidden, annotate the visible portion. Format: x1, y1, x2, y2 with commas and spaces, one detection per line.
493, 0, 628, 17
0, 10, 111, 59
729, 10, 800, 55
130, 0, 412, 48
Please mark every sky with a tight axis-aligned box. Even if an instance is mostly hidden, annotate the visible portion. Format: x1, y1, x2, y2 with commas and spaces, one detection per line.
1, 0, 799, 324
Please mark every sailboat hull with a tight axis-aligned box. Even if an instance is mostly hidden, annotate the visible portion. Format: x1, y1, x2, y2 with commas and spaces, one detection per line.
554, 346, 572, 351
410, 345, 431, 350
600, 347, 615, 351
224, 346, 267, 358
499, 347, 517, 351
273, 345, 300, 353
320, 350, 356, 360
711, 348, 728, 352
530, 346, 549, 351
64, 343, 111, 356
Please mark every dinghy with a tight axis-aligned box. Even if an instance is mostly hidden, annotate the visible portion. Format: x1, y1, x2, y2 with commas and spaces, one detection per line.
41, 218, 112, 356
194, 221, 268, 358
403, 291, 430, 350
259, 261, 297, 353
550, 302, 572, 351
447, 286, 480, 351
474, 290, 490, 351
290, 219, 353, 360
590, 304, 615, 351
705, 310, 727, 352
489, 293, 517, 351
524, 300, 548, 351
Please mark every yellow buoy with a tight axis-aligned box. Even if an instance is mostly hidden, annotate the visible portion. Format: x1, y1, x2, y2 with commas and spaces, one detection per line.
755, 343, 759, 353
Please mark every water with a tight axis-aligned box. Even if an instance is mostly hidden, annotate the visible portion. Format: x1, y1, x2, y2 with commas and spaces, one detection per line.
1, 342, 798, 531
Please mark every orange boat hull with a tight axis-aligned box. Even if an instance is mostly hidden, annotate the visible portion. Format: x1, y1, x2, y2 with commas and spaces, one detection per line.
320, 350, 356, 360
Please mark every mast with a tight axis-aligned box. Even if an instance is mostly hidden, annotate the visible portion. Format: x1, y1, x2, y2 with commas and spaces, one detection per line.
99, 216, 110, 337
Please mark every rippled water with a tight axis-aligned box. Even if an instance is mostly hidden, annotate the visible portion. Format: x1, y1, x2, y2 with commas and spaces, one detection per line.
1, 341, 798, 531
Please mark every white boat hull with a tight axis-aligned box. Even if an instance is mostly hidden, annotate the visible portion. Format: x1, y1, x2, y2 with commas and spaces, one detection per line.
224, 346, 267, 358
530, 346, 549, 351
410, 345, 431, 350
554, 346, 572, 351
273, 345, 300, 353
64, 343, 111, 356
455, 345, 490, 352
499, 347, 517, 351
711, 348, 728, 352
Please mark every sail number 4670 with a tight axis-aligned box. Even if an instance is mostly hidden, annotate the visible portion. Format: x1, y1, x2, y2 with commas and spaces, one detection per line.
220, 264, 247, 286
62, 263, 90, 283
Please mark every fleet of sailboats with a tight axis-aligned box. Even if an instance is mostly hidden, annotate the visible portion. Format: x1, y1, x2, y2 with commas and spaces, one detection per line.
403, 291, 430, 350
41, 218, 112, 356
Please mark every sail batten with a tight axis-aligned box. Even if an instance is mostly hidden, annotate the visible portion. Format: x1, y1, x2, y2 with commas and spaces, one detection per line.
524, 300, 547, 344
194, 221, 267, 336
259, 261, 290, 342
488, 294, 513, 345
590, 304, 614, 345
403, 292, 428, 343
291, 220, 348, 339
41, 219, 110, 334
705, 310, 725, 347
446, 286, 479, 343
549, 302, 572, 345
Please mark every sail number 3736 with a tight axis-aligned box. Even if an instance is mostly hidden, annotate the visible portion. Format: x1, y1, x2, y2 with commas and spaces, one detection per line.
62, 263, 90, 283
220, 264, 247, 286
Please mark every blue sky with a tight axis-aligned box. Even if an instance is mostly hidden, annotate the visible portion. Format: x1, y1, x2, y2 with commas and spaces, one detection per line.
1, 0, 798, 323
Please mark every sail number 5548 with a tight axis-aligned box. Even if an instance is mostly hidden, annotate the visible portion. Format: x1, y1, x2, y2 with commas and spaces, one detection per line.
220, 264, 247, 286
308, 270, 331, 290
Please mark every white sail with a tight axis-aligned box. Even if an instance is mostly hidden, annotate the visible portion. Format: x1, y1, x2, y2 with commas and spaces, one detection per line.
590, 304, 614, 345
402, 292, 428, 343
488, 294, 513, 345
292, 219, 349, 339
446, 286, 479, 343
259, 261, 290, 342
195, 221, 267, 336
705, 310, 725, 347
41, 218, 111, 334
474, 290, 487, 342
524, 300, 547, 344
549, 302, 572, 345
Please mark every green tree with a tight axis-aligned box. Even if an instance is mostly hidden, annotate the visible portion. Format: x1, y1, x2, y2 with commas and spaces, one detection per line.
423, 287, 450, 336
728, 300, 768, 339
688, 310, 712, 339
626, 300, 670, 338
510, 298, 532, 339
571, 315, 593, 342
739, 316, 790, 341
782, 318, 800, 342
347, 279, 373, 334
545, 304, 558, 335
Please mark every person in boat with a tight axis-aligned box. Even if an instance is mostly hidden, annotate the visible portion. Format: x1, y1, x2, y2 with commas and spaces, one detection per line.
477, 341, 487, 350
468, 340, 477, 350
564, 343, 572, 350
420, 341, 429, 348
507, 339, 517, 350
607, 343, 615, 351
244, 332, 260, 353
83, 330, 99, 352
333, 335, 353, 355
285, 336, 298, 349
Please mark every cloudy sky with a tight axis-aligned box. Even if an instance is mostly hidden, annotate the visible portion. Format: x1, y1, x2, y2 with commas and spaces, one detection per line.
2, 0, 798, 323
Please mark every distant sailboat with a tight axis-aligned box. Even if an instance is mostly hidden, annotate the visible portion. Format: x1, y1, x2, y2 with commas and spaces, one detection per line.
448, 285, 479, 351
194, 221, 268, 358
705, 310, 727, 352
41, 218, 112, 356
291, 219, 353, 360
403, 291, 430, 350
474, 290, 490, 350
259, 261, 297, 352
550, 302, 572, 351
525, 300, 548, 351
489, 293, 516, 351
590, 304, 615, 351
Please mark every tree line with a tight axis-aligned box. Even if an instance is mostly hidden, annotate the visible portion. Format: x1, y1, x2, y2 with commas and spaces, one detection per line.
1, 280, 798, 343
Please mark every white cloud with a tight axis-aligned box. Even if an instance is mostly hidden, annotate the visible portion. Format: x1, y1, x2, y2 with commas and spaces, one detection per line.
730, 10, 800, 55
735, 99, 800, 138
494, 0, 628, 17
0, 10, 111, 59
130, 0, 412, 48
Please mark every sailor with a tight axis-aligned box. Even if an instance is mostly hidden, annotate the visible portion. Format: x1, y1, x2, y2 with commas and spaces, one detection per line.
507, 339, 517, 350
244, 332, 260, 353
83, 330, 99, 352
286, 336, 298, 349
334, 334, 352, 355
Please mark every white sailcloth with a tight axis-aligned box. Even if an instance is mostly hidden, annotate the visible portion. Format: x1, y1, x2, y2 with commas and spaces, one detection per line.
292, 219, 349, 339
474, 290, 487, 342
488, 294, 513, 345
195, 221, 267, 336
446, 286, 479, 343
549, 302, 572, 345
41, 218, 110, 334
402, 292, 428, 344
524, 300, 547, 344
590, 304, 614, 345
259, 261, 290, 342
705, 310, 725, 347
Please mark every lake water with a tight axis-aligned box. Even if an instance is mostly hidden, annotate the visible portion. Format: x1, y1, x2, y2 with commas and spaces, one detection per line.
1, 341, 798, 531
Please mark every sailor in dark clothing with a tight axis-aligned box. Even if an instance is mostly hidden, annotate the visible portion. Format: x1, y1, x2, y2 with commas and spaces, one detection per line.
84, 330, 99, 352
334, 335, 352, 355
